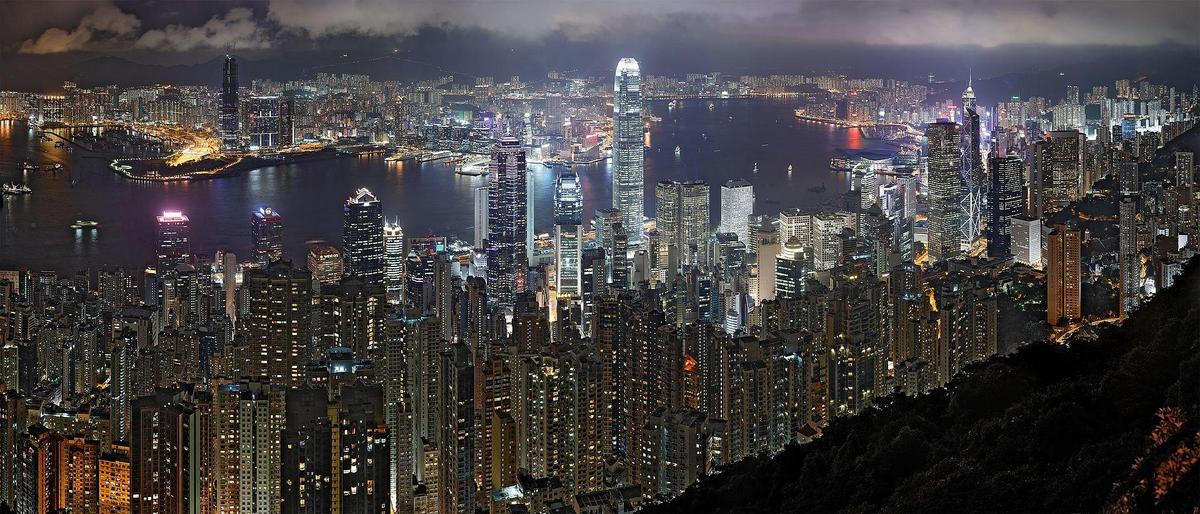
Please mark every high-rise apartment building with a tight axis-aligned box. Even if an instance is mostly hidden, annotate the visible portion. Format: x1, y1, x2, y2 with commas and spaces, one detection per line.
1046, 224, 1081, 326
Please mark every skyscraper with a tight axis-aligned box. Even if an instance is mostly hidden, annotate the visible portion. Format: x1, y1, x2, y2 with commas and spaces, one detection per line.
655, 180, 710, 266
555, 169, 583, 298
1118, 196, 1139, 318
220, 54, 239, 150
343, 188, 385, 285
987, 156, 1024, 258
1034, 130, 1085, 216
960, 78, 983, 244
307, 244, 343, 286
244, 261, 312, 387
486, 137, 528, 307
384, 220, 405, 304
925, 121, 964, 262
718, 179, 755, 243
613, 58, 645, 244
251, 207, 283, 268
155, 211, 191, 271
1175, 151, 1194, 188
473, 186, 488, 249
1046, 224, 1081, 326
247, 96, 282, 149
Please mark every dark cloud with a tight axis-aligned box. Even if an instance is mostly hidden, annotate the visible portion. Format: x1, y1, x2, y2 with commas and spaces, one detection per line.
6, 0, 1198, 57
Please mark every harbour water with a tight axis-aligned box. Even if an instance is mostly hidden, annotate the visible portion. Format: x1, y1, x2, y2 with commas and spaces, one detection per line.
0, 97, 867, 271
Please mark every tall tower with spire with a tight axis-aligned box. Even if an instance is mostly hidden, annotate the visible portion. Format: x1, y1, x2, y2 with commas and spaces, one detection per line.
960, 71, 983, 246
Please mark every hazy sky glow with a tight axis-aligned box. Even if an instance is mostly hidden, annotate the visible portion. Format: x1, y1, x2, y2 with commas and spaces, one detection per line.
5, 0, 1197, 57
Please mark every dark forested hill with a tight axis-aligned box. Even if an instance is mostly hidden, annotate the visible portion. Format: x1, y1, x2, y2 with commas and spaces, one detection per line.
654, 260, 1200, 513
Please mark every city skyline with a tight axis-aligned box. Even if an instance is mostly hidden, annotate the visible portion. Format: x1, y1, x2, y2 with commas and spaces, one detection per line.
0, 1, 1198, 513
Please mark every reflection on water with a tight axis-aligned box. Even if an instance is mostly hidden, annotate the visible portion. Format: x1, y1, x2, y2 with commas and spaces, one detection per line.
0, 98, 863, 271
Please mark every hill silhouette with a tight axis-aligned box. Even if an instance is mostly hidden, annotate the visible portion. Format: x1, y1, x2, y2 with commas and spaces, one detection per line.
653, 260, 1200, 513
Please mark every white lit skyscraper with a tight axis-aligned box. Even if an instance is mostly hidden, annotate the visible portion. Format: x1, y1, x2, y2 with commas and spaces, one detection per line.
555, 169, 583, 298
486, 137, 528, 307
613, 58, 645, 244
718, 179, 754, 243
384, 220, 405, 304
473, 186, 489, 249
156, 211, 192, 271
343, 188, 385, 285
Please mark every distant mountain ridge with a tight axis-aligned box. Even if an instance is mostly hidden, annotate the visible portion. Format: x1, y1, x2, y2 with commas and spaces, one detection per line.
652, 259, 1200, 513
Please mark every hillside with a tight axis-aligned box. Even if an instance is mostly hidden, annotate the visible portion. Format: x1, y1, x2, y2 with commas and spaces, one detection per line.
654, 260, 1200, 513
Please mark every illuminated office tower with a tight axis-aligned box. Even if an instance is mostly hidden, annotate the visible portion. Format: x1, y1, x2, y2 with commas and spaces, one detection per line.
655, 180, 710, 266
486, 138, 528, 307
156, 211, 192, 271
752, 222, 780, 304
613, 58, 645, 243
473, 186, 489, 249
1175, 151, 1194, 188
384, 220, 405, 304
718, 179, 754, 244
960, 78, 983, 243
555, 169, 583, 298
1045, 224, 1081, 326
343, 188, 386, 285
251, 207, 284, 267
987, 156, 1024, 258
1118, 196, 1140, 319
925, 121, 964, 262
1010, 216, 1042, 268
1034, 130, 1085, 216
243, 261, 313, 387
220, 54, 239, 149
1118, 159, 1139, 195
594, 208, 621, 282
774, 242, 809, 299
233, 380, 283, 514
307, 244, 344, 286
247, 96, 282, 149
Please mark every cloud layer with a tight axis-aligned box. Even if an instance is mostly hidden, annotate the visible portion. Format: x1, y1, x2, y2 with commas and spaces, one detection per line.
13, 0, 1199, 55
18, 2, 141, 54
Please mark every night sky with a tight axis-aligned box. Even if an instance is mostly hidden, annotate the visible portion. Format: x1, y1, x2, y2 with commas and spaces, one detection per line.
1, 0, 1197, 91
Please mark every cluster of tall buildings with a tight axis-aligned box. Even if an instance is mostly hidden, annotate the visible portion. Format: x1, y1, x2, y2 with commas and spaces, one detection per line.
0, 58, 1197, 514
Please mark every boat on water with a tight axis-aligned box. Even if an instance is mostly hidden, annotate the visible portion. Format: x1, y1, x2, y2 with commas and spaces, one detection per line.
674, 145, 681, 157
752, 162, 759, 174
70, 220, 100, 230
21, 162, 38, 172
787, 164, 793, 173
3, 183, 32, 195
